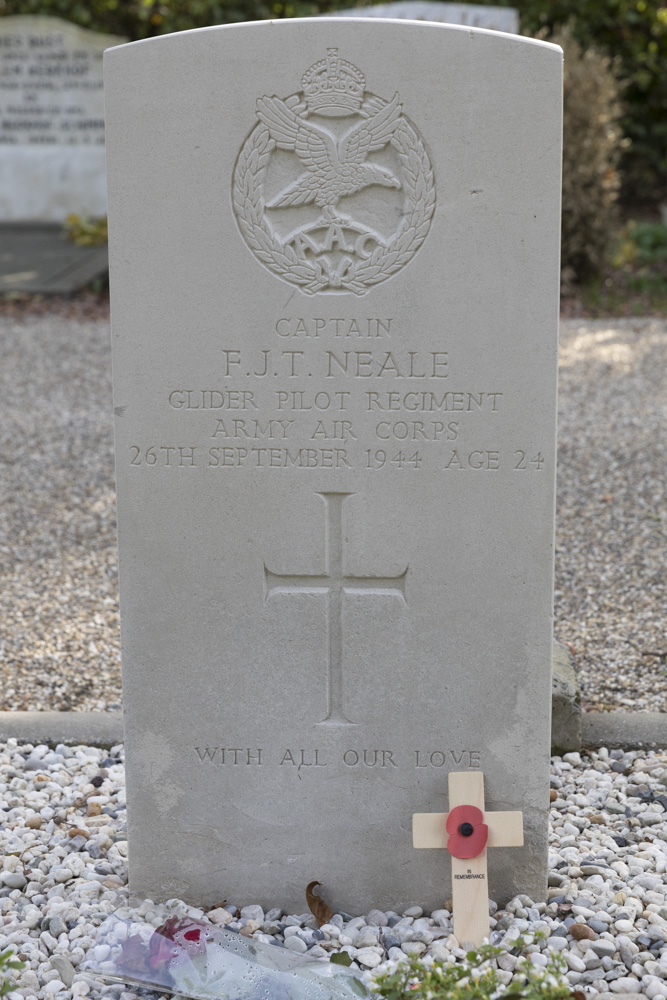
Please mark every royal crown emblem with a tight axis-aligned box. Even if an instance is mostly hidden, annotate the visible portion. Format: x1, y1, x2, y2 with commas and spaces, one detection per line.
232, 49, 436, 296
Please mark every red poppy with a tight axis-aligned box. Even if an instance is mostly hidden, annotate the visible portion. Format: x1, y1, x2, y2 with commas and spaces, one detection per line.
446, 804, 488, 859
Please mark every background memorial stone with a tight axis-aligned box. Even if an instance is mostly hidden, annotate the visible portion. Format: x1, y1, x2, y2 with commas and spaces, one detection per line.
104, 19, 562, 913
323, 2, 519, 33
0, 16, 125, 221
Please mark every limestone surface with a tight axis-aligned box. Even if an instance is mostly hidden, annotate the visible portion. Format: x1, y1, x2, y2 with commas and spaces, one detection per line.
104, 19, 562, 910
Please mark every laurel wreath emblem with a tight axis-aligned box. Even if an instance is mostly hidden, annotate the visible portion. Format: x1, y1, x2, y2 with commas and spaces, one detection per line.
232, 93, 436, 296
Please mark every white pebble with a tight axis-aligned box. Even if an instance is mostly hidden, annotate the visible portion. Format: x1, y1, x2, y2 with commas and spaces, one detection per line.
284, 936, 307, 954
564, 953, 586, 972
401, 941, 426, 956
356, 948, 382, 968
52, 868, 73, 884
43, 981, 67, 994
609, 977, 642, 992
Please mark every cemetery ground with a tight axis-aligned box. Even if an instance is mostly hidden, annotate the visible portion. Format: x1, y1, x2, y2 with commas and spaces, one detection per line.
0, 305, 665, 999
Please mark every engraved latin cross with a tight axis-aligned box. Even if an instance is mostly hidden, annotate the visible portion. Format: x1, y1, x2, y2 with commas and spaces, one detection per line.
264, 492, 407, 725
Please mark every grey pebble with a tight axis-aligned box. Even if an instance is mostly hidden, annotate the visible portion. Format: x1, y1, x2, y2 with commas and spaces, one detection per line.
355, 928, 379, 948
2, 872, 27, 889
262, 921, 282, 935
49, 956, 75, 988
22, 757, 43, 771
590, 941, 617, 959
589, 920, 609, 933
49, 916, 66, 937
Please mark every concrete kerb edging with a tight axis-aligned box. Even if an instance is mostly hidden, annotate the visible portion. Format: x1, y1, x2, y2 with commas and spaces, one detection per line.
0, 711, 124, 748
0, 709, 665, 752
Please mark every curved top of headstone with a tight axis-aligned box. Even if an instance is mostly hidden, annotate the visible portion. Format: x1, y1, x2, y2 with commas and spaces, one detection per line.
322, 1, 519, 33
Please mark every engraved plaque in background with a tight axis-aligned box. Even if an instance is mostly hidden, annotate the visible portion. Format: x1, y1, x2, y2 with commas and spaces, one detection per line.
104, 20, 562, 913
0, 15, 125, 220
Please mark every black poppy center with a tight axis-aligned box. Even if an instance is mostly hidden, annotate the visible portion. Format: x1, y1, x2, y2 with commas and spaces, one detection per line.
459, 822, 474, 837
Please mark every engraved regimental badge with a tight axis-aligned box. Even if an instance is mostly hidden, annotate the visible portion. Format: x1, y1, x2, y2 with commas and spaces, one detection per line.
233, 49, 436, 295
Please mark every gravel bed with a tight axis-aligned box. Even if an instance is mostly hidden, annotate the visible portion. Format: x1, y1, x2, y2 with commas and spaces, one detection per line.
0, 315, 665, 713
2, 742, 667, 999
555, 319, 666, 712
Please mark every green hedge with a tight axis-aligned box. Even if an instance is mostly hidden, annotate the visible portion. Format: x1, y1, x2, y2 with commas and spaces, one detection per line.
0, 0, 352, 39
1, 0, 665, 204
508, 0, 666, 207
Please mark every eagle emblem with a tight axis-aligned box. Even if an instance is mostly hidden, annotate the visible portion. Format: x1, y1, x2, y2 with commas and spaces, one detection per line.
257, 92, 402, 213
233, 49, 435, 296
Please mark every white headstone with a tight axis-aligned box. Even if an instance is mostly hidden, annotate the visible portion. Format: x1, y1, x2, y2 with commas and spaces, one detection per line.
105, 19, 562, 913
324, 2, 519, 33
0, 16, 125, 221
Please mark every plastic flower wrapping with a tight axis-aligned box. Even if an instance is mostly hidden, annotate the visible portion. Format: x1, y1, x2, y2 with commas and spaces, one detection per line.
83, 912, 367, 1000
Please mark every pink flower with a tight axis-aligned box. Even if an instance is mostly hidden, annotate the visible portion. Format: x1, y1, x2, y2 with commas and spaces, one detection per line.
149, 917, 207, 970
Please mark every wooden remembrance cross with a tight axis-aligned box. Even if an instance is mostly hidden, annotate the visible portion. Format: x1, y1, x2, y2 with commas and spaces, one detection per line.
413, 771, 524, 946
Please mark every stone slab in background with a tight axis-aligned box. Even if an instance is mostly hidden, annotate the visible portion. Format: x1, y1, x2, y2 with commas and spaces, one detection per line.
0, 223, 108, 292
323, 2, 519, 33
105, 19, 562, 912
0, 16, 125, 222
551, 640, 582, 754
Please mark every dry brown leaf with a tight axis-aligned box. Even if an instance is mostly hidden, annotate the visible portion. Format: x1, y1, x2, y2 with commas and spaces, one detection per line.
306, 881, 333, 927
